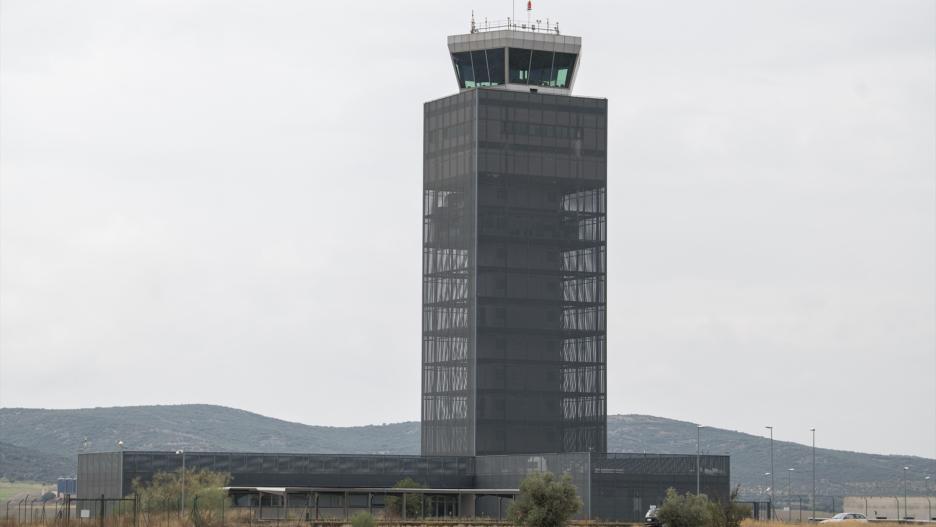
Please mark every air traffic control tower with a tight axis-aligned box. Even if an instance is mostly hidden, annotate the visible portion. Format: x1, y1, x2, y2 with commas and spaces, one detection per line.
78, 18, 730, 523
422, 21, 607, 457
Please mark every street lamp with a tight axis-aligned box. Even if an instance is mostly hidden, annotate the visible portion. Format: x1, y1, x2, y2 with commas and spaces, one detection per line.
176, 450, 186, 516
925, 476, 932, 520
788, 467, 795, 519
696, 425, 703, 495
811, 428, 816, 521
766, 426, 775, 510
903, 466, 910, 519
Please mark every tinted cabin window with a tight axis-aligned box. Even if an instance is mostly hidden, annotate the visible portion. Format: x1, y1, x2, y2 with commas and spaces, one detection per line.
486, 48, 506, 86
508, 48, 532, 84
452, 52, 475, 88
453, 49, 506, 88
552, 52, 576, 87
508, 49, 577, 88
529, 50, 554, 86
471, 50, 490, 86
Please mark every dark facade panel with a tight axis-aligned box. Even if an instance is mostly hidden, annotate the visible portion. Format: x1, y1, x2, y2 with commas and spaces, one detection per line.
473, 89, 608, 456
422, 90, 478, 457
422, 89, 608, 457
84, 452, 474, 497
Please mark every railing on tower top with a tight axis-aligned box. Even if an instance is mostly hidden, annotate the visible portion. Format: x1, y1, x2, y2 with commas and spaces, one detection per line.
470, 17, 561, 35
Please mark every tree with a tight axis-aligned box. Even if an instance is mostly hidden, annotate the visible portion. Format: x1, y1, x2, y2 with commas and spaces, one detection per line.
507, 472, 582, 527
707, 486, 751, 527
657, 488, 713, 527
384, 478, 425, 518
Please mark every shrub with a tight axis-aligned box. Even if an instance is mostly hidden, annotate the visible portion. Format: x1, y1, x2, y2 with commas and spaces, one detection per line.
507, 472, 582, 527
657, 488, 713, 527
132, 469, 231, 525
351, 511, 376, 527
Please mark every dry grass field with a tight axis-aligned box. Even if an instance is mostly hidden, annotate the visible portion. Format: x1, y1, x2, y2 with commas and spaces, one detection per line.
0, 481, 49, 503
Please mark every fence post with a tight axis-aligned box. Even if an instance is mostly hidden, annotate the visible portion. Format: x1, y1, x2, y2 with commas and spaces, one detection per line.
100, 495, 105, 527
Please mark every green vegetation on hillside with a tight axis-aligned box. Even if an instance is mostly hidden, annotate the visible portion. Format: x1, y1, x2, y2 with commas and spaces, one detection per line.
0, 442, 73, 483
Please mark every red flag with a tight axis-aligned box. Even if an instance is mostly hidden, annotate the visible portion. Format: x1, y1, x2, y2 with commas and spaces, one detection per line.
527, 1, 532, 11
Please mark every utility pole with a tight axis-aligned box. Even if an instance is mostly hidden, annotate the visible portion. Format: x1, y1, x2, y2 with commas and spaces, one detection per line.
696, 425, 703, 495
903, 466, 910, 519
788, 467, 795, 520
176, 450, 185, 517
766, 426, 775, 513
811, 428, 816, 521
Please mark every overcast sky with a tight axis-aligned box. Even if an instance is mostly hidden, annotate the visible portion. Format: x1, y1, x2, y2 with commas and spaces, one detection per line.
1, 0, 934, 459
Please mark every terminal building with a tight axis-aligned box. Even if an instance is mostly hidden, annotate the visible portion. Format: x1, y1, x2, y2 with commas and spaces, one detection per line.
78, 19, 730, 522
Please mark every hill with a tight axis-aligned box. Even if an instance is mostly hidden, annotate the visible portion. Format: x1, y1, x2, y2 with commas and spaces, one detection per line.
0, 441, 73, 483
1, 405, 932, 498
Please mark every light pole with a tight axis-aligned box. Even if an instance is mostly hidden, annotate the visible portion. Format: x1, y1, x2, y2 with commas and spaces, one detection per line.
176, 450, 185, 517
903, 466, 909, 519
811, 428, 816, 521
925, 476, 931, 520
766, 426, 775, 511
696, 425, 703, 495
788, 467, 795, 521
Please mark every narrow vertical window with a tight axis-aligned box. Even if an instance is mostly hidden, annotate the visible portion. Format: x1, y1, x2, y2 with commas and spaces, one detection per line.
471, 50, 490, 86
508, 48, 532, 84
529, 50, 554, 86
486, 48, 506, 86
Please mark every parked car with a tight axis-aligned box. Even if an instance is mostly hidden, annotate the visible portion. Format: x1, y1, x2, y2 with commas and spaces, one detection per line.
820, 513, 868, 523
645, 505, 662, 527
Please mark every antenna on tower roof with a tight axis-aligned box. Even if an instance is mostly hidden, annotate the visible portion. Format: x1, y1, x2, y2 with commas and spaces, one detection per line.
470, 10, 477, 33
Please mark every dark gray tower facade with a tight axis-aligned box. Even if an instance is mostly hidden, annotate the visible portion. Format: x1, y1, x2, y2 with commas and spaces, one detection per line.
422, 26, 607, 456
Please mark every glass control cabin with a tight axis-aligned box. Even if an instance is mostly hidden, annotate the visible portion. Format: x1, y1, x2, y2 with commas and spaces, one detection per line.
448, 30, 582, 94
